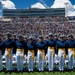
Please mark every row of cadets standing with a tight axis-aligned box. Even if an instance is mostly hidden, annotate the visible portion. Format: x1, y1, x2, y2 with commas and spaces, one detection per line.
0, 32, 75, 72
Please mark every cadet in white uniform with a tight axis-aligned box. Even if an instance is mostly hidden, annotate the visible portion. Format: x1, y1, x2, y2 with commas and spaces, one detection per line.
47, 33, 56, 71
27, 37, 35, 71
0, 37, 3, 71
56, 35, 66, 71
36, 36, 46, 71
1, 32, 16, 72
66, 34, 75, 70
16, 35, 26, 72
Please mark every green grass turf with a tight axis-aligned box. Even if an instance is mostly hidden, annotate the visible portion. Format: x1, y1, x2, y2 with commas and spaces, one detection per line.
1, 63, 75, 75
0, 71, 75, 75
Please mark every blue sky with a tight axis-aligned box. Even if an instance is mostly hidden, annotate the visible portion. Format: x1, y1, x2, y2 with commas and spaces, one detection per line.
11, 0, 75, 9
11, 0, 53, 8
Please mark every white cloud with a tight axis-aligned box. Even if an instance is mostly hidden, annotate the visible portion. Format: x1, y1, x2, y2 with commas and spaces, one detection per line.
74, 5, 75, 9
51, 0, 72, 8
1, 0, 16, 9
67, 11, 75, 16
51, 0, 75, 16
31, 0, 75, 16
31, 2, 46, 9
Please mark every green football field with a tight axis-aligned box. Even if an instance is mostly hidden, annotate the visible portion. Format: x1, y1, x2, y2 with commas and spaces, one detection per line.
0, 66, 75, 75
0, 63, 75, 75
0, 71, 75, 75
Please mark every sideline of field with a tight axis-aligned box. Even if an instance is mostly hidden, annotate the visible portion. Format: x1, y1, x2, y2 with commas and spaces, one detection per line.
0, 71, 75, 75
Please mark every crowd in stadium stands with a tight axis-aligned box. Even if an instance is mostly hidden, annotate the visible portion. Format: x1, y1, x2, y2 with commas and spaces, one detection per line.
0, 16, 75, 40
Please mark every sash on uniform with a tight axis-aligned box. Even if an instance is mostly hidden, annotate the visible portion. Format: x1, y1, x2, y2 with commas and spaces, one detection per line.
22, 49, 24, 59
68, 48, 75, 58
73, 48, 75, 58
28, 50, 34, 60
38, 49, 45, 60
17, 48, 25, 59
6, 48, 12, 58
48, 46, 55, 57
59, 48, 66, 58
17, 48, 21, 52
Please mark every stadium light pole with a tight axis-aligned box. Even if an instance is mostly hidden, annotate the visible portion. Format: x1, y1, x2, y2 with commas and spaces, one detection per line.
64, 2, 69, 17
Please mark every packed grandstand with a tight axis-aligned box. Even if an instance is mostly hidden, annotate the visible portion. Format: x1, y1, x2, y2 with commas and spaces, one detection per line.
0, 8, 75, 40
